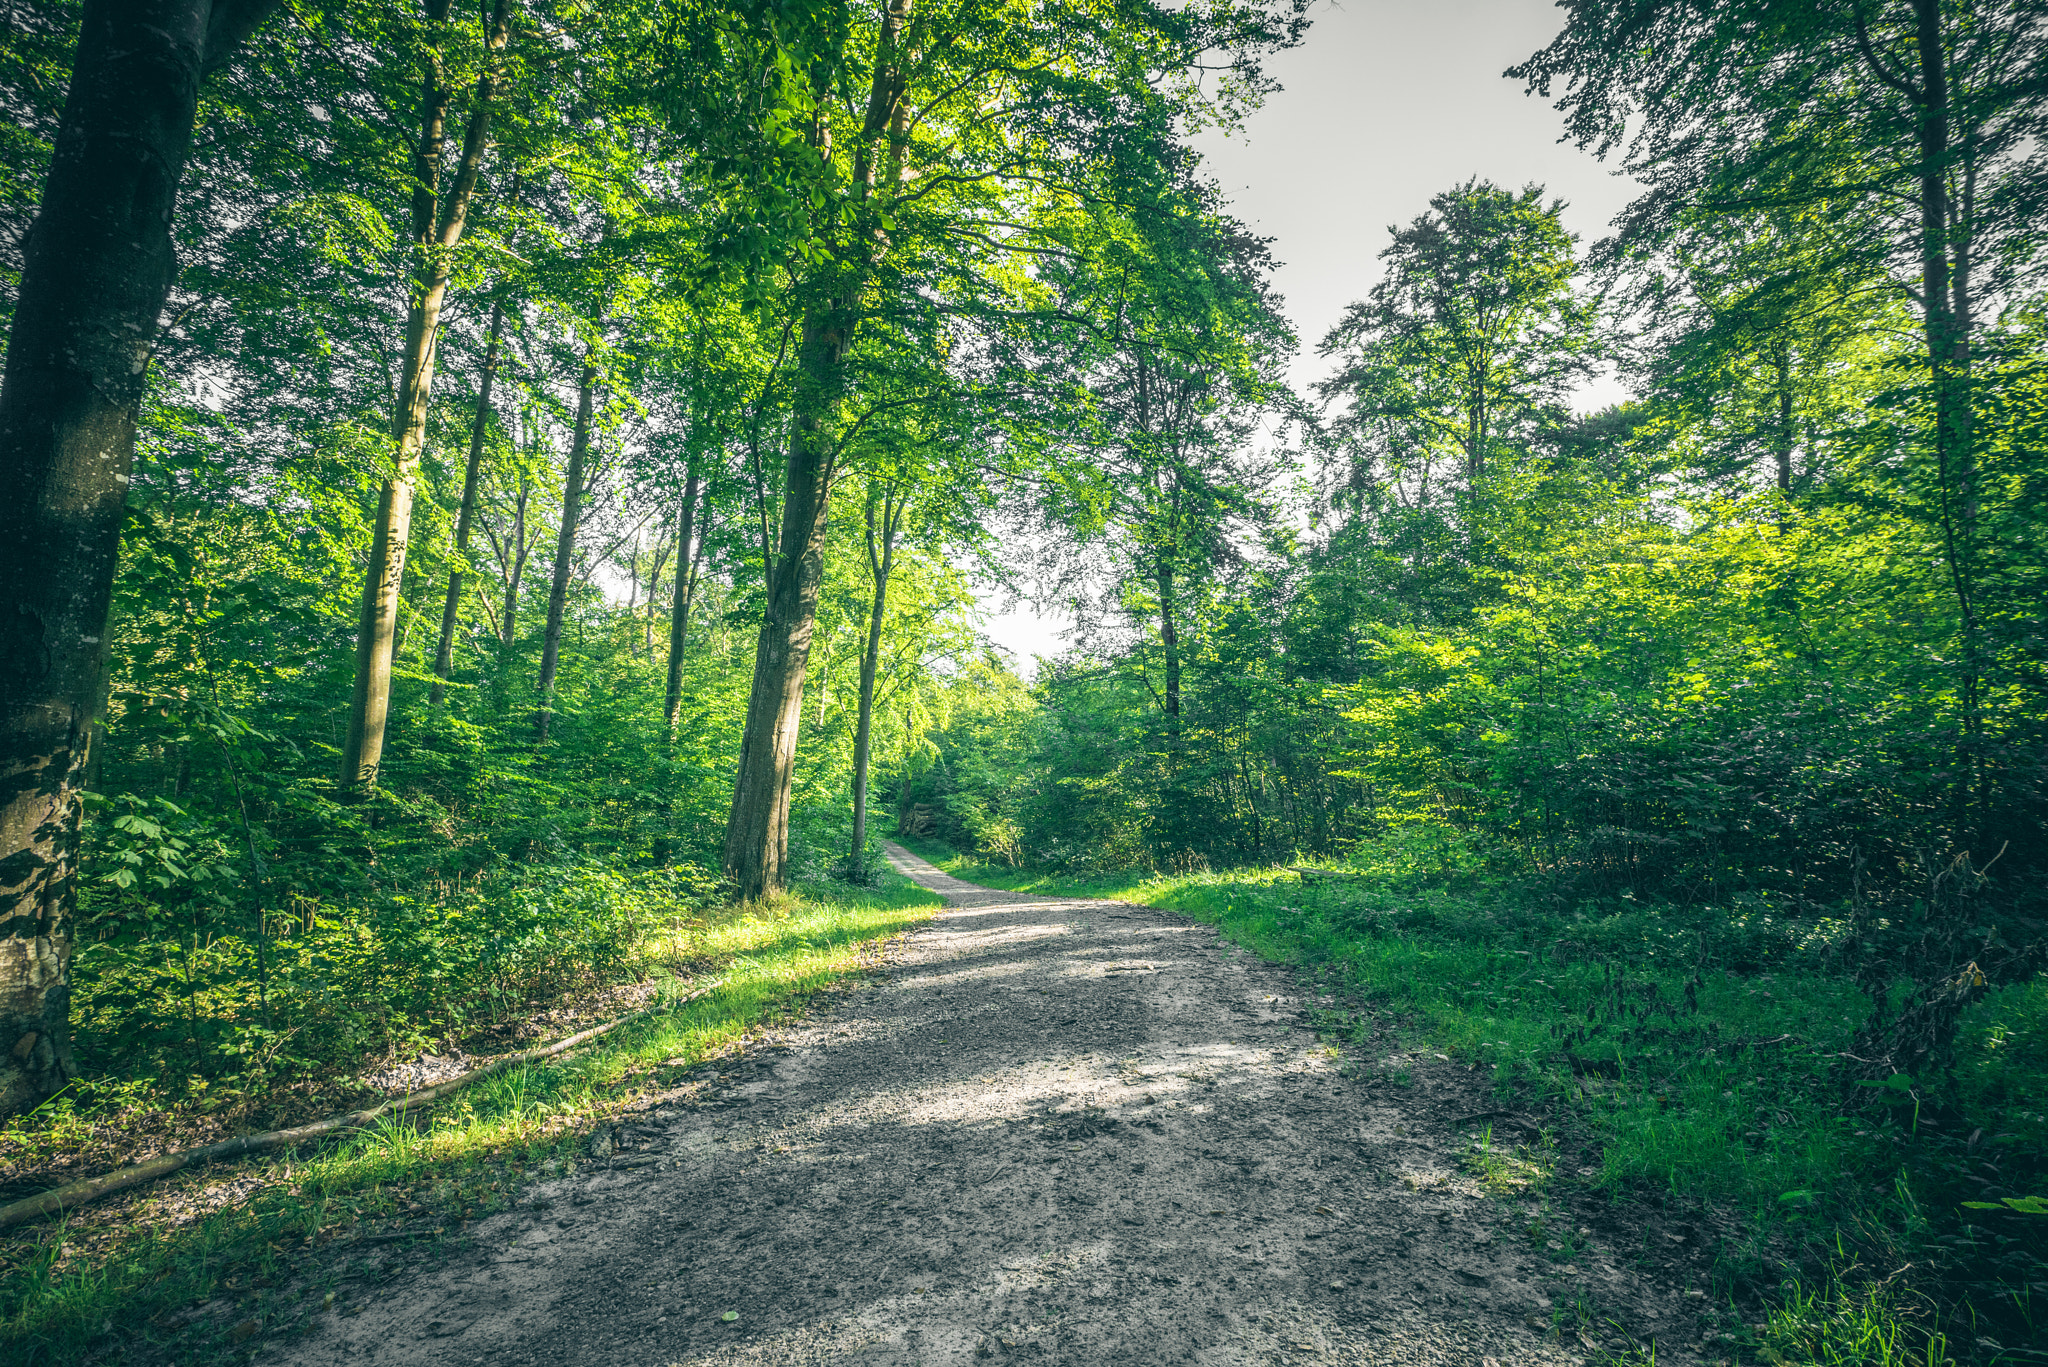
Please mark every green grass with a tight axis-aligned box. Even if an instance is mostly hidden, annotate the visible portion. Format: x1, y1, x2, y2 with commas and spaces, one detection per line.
899, 837, 2048, 1365
0, 870, 940, 1364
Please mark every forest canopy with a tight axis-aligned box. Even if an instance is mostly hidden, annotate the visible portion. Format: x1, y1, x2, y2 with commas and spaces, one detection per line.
0, 0, 2043, 1357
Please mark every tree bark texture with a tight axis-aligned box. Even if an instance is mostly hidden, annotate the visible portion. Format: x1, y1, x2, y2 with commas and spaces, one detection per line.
1903, 0, 1982, 834
722, 311, 846, 900
849, 485, 905, 881
1156, 555, 1182, 732
652, 470, 707, 867
338, 0, 511, 790
0, 0, 278, 1114
721, 3, 909, 900
430, 296, 506, 706
663, 469, 706, 736
496, 469, 531, 648
535, 361, 597, 745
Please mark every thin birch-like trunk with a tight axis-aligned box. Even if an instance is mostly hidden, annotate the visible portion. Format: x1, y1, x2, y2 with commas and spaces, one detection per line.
849, 484, 906, 881
535, 360, 598, 744
339, 0, 513, 790
664, 469, 708, 735
430, 296, 506, 705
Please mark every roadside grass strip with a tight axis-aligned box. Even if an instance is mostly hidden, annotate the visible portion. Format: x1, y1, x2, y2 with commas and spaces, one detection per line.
0, 874, 940, 1362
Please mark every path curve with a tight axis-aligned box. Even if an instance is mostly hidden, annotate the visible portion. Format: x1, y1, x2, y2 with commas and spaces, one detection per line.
275, 845, 1696, 1365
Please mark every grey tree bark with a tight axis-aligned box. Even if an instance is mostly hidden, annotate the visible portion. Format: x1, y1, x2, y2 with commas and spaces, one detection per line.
721, 311, 845, 899
848, 483, 906, 881
430, 296, 507, 706
721, 0, 911, 900
338, 0, 512, 790
0, 0, 280, 1115
663, 468, 707, 735
535, 360, 598, 745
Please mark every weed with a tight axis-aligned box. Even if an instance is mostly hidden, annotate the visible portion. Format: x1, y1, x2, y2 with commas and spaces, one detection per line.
0, 871, 940, 1362
902, 838, 2048, 1366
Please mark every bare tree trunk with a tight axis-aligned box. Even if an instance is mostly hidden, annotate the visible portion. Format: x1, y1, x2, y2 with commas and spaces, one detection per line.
723, 311, 846, 900
498, 470, 531, 648
339, 0, 512, 791
430, 296, 506, 705
720, 0, 911, 900
535, 360, 597, 745
1904, 0, 1981, 840
1156, 556, 1181, 733
652, 469, 707, 867
0, 0, 278, 1115
1770, 339, 1794, 494
643, 534, 670, 657
849, 483, 905, 882
664, 469, 707, 735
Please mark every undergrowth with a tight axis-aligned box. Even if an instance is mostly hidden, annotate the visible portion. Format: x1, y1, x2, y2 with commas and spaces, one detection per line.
0, 869, 939, 1364
898, 837, 2048, 1367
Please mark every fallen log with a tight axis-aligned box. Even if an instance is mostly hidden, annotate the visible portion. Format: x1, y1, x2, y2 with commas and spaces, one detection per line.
0, 984, 712, 1230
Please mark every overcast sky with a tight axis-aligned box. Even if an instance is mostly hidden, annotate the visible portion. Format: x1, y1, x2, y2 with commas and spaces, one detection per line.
978, 0, 1643, 669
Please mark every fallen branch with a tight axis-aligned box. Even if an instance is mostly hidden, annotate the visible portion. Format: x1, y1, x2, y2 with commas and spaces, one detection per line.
0, 984, 713, 1230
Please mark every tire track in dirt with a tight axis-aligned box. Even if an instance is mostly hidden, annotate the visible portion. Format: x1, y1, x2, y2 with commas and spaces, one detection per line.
271, 844, 1703, 1365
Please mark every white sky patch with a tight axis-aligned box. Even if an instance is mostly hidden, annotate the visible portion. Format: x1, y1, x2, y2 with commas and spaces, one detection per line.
977, 2, 1643, 669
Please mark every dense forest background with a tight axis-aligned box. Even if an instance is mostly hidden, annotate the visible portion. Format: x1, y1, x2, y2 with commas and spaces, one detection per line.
1, 0, 2045, 1359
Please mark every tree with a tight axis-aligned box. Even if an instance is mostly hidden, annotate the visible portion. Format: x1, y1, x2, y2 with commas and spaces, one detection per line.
1511, 0, 2048, 841
1627, 207, 1906, 495
1318, 180, 1599, 502
847, 480, 909, 880
430, 294, 509, 705
534, 355, 598, 744
0, 0, 280, 1112
994, 193, 1297, 857
713, 0, 1310, 899
337, 0, 514, 792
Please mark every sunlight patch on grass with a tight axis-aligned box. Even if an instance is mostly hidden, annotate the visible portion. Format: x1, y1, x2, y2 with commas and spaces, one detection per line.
0, 873, 940, 1363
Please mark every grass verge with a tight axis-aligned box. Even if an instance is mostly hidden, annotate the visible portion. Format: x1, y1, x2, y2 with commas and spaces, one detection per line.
0, 869, 939, 1364
899, 837, 2048, 1367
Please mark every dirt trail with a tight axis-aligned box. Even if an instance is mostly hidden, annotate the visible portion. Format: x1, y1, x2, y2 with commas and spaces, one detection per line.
273, 845, 1704, 1365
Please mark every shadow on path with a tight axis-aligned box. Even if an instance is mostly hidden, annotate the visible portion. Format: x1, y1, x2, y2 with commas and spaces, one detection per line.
271, 844, 1697, 1365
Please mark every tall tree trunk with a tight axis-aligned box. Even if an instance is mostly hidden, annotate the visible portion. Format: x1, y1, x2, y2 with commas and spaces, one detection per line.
664, 469, 707, 736
1905, 0, 1981, 838
499, 470, 531, 648
1156, 555, 1182, 734
721, 0, 910, 900
643, 534, 670, 657
430, 296, 506, 706
535, 360, 597, 745
0, 0, 278, 1115
1770, 339, 1794, 494
338, 0, 512, 790
653, 469, 707, 866
723, 312, 845, 900
1466, 379, 1487, 485
849, 484, 905, 882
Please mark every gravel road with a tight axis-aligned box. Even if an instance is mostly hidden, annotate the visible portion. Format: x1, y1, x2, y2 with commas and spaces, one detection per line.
274, 844, 1703, 1366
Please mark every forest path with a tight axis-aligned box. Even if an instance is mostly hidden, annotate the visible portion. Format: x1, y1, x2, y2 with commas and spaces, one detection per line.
273, 845, 1686, 1366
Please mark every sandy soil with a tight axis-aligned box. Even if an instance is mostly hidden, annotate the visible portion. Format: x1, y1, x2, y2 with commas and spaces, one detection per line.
266, 845, 1709, 1366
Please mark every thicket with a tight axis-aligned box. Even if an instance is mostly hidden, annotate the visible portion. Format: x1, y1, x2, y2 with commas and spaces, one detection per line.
0, 0, 2044, 1360
0, 0, 1303, 1126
